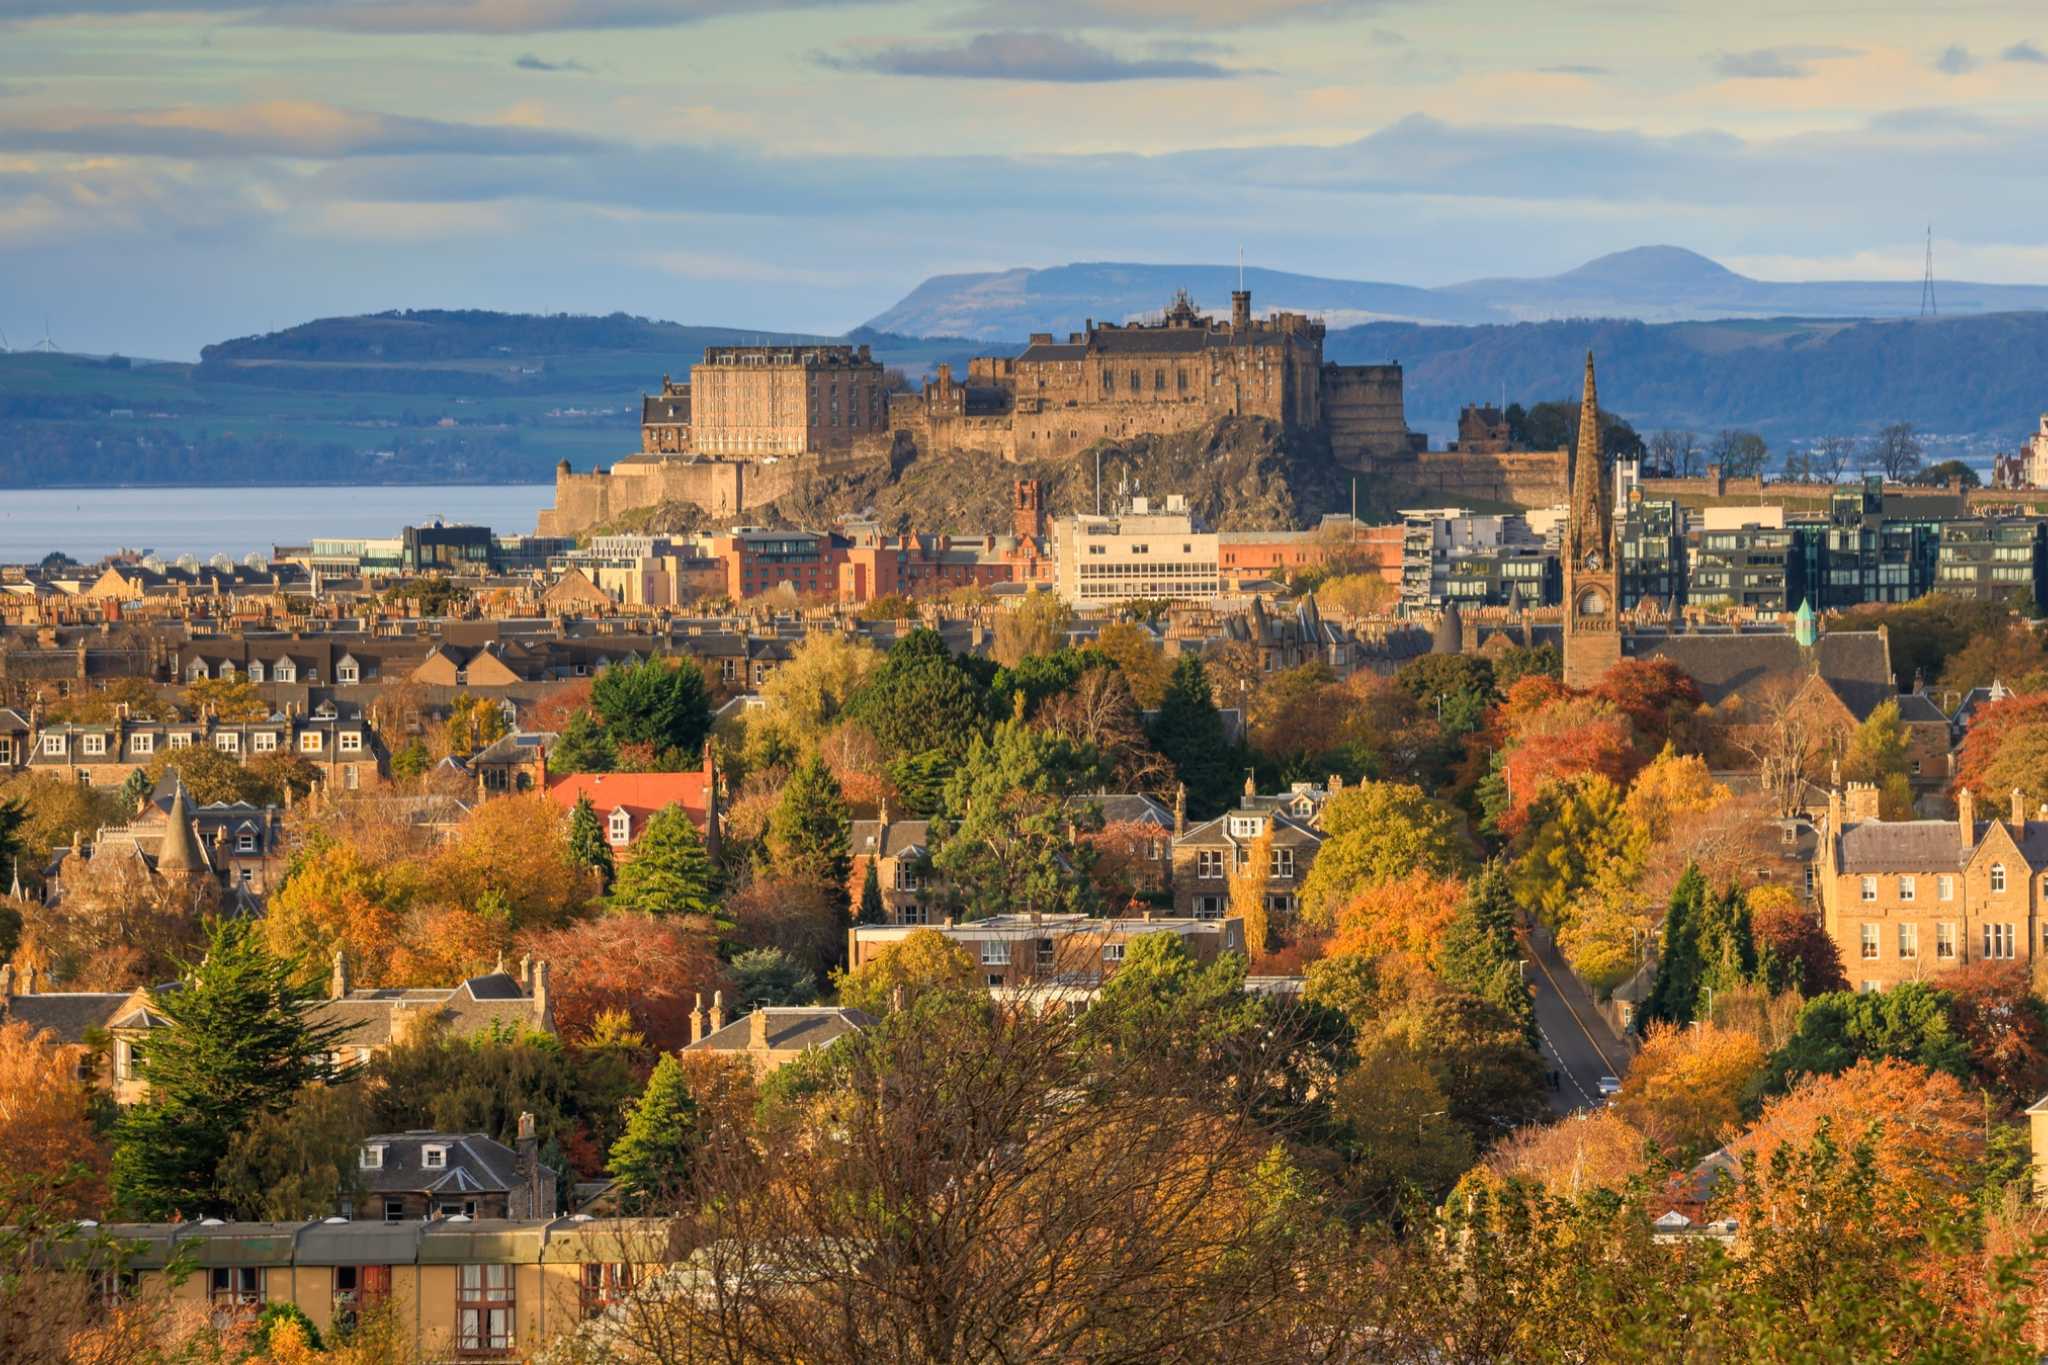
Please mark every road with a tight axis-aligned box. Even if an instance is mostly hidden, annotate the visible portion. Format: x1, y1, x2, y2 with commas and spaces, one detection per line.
1520, 924, 1632, 1114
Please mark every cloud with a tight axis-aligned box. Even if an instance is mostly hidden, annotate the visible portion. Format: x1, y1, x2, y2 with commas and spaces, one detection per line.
0, 101, 601, 158
1933, 45, 1978, 75
1367, 28, 1404, 46
514, 52, 589, 71
1712, 45, 1857, 80
2004, 41, 2048, 64
945, 0, 1388, 32
1539, 64, 1607, 77
819, 31, 1239, 82
0, 0, 875, 33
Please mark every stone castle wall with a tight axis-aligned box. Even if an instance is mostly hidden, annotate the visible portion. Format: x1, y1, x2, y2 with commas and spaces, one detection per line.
1371, 449, 1570, 509
1323, 364, 1413, 466
537, 440, 893, 538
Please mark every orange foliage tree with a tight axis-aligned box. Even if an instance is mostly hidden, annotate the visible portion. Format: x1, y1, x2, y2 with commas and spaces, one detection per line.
1728, 1057, 1986, 1237
0, 1020, 108, 1214
1953, 691, 2048, 809
1944, 959, 2048, 1107
1498, 696, 1645, 835
1327, 870, 1465, 970
1747, 885, 1848, 997
1591, 657, 1702, 749
517, 916, 730, 1052
1479, 1109, 1651, 1198
1613, 1021, 1767, 1160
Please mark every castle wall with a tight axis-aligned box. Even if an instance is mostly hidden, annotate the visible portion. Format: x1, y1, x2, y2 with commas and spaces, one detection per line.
1324, 364, 1411, 466
1374, 450, 1570, 510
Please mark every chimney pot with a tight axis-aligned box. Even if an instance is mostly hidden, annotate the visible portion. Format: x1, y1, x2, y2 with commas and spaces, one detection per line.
710, 989, 726, 1033
689, 992, 704, 1045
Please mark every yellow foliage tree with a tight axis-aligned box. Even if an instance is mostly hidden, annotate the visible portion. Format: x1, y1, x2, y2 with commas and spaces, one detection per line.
1478, 1109, 1651, 1198
263, 840, 416, 982
1087, 621, 1172, 709
1228, 827, 1275, 964
1326, 870, 1465, 970
1623, 748, 1730, 844
0, 1020, 108, 1214
182, 676, 270, 722
831, 928, 977, 1015
1613, 1021, 1767, 1159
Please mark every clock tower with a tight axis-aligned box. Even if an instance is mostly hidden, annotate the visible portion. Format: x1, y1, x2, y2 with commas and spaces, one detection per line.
1563, 351, 1622, 688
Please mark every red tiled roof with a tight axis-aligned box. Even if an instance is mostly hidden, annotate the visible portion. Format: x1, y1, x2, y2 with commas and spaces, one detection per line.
546, 768, 711, 836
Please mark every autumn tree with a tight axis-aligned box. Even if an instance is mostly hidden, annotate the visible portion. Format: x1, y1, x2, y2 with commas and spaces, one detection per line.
830, 927, 976, 1016
439, 691, 509, 759
1228, 825, 1275, 964
1494, 696, 1644, 835
1953, 691, 2048, 809
142, 744, 273, 805
427, 792, 590, 934
1511, 773, 1645, 926
1297, 781, 1470, 928
1591, 657, 1701, 749
609, 806, 722, 921
183, 676, 270, 722
1479, 1109, 1650, 1198
0, 1020, 109, 1215
1613, 1021, 1765, 1159
1945, 959, 2048, 1106
1747, 885, 1847, 996
1327, 870, 1464, 970
1842, 698, 1911, 786
1087, 620, 1172, 708
753, 632, 883, 750
263, 836, 417, 983
112, 918, 347, 1218
1622, 748, 1729, 845
992, 587, 1075, 667
517, 915, 728, 1052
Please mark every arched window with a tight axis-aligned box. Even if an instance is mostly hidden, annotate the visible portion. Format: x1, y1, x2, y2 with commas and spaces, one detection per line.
1991, 863, 2007, 894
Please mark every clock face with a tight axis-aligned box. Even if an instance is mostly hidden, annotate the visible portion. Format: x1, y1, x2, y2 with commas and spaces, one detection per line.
1583, 550, 1603, 572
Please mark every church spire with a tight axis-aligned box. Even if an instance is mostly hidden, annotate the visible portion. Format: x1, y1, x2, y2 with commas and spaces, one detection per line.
1570, 351, 1611, 562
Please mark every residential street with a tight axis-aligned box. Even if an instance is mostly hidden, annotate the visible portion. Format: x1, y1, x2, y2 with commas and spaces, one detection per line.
1521, 925, 1632, 1114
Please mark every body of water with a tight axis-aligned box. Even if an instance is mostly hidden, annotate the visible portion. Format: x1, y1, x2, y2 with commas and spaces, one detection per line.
0, 484, 555, 563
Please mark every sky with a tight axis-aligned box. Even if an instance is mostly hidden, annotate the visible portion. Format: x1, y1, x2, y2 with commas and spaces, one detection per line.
6, 0, 2048, 358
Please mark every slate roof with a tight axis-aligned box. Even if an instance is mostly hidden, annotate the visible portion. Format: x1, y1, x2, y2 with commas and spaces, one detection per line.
1067, 793, 1172, 827
850, 819, 931, 860
687, 1006, 875, 1056
2, 991, 133, 1044
1893, 693, 1950, 725
313, 972, 542, 1049
358, 1132, 526, 1197
1834, 818, 2048, 874
1630, 628, 1896, 717
1175, 808, 1324, 850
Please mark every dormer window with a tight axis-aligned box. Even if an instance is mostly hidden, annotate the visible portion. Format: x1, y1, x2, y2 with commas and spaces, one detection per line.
1228, 816, 1264, 838
252, 731, 277, 752
187, 661, 209, 681
81, 733, 106, 756
247, 662, 264, 683
360, 1144, 386, 1170
337, 660, 359, 684
168, 732, 191, 750
41, 735, 64, 756
274, 663, 297, 684
236, 831, 257, 853
422, 1144, 448, 1170
608, 809, 631, 845
301, 732, 323, 753
131, 733, 154, 756
218, 662, 236, 680
215, 732, 239, 753
339, 732, 363, 753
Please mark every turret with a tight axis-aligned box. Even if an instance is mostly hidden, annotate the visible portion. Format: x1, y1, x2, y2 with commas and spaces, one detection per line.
1231, 289, 1251, 332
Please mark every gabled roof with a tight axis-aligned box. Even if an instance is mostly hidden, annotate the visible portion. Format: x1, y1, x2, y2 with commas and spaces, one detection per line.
1067, 793, 1172, 827
357, 1132, 533, 1197
850, 819, 931, 859
686, 1006, 875, 1056
545, 770, 711, 831
1631, 628, 1896, 718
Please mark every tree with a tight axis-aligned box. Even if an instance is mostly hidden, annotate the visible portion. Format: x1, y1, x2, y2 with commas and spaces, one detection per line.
518, 915, 729, 1052
1645, 428, 1701, 478
609, 806, 722, 921
1330, 1047, 1473, 1216
992, 588, 1075, 667
830, 927, 976, 1015
1944, 960, 2048, 1106
731, 947, 819, 1008
1438, 864, 1536, 1037
1147, 655, 1236, 817
1396, 654, 1496, 738
754, 633, 883, 748
608, 1052, 698, 1208
844, 628, 987, 765
931, 719, 1099, 921
215, 1082, 366, 1220
263, 837, 416, 984
766, 754, 851, 891
551, 707, 617, 776
856, 860, 885, 925
1494, 695, 1645, 836
1087, 621, 1172, 708
1623, 749, 1729, 845
1912, 457, 1981, 489
1298, 781, 1470, 927
591, 656, 713, 762
1228, 826, 1274, 964
1842, 699, 1910, 785
1613, 1021, 1765, 1160
1327, 870, 1464, 971
1480, 1110, 1650, 1197
1591, 658, 1700, 748
141, 744, 271, 806
1810, 433, 1856, 484
1363, 980, 1547, 1143
116, 768, 151, 810
441, 691, 509, 759
390, 738, 430, 781
1757, 981, 1971, 1097
1747, 885, 1848, 997
1511, 774, 1646, 927
1953, 692, 2048, 810
1868, 421, 1923, 481
0, 1020, 108, 1215
1709, 428, 1769, 479
567, 794, 615, 891
427, 793, 591, 935
183, 676, 270, 722
111, 918, 347, 1218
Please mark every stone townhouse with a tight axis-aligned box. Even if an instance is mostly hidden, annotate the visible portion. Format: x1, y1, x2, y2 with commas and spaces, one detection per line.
353, 1119, 558, 1223
1817, 784, 2048, 993
683, 1001, 875, 1076
1169, 795, 1325, 921
848, 912, 1248, 1005
848, 816, 937, 924
25, 700, 382, 792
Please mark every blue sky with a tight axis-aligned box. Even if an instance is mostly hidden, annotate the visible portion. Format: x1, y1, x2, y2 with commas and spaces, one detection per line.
5, 0, 2048, 357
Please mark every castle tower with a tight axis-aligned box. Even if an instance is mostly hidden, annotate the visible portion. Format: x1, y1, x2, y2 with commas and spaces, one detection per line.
1012, 479, 1045, 544
1563, 351, 1622, 688
1231, 289, 1252, 332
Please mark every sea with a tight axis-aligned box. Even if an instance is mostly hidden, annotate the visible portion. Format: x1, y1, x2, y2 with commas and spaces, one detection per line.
0, 484, 556, 563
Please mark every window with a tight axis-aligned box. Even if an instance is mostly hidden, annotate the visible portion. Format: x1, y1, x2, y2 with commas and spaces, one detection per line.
1197, 850, 1224, 879
360, 1144, 385, 1170
437, 1199, 479, 1219
300, 732, 322, 753
1103, 942, 1125, 962
1992, 864, 2008, 894
41, 735, 64, 756
893, 863, 922, 892
1898, 924, 1918, 959
1860, 924, 1879, 960
339, 732, 363, 753
215, 732, 239, 753
1937, 922, 1957, 960
608, 810, 631, 845
423, 1144, 448, 1170
209, 1267, 262, 1316
580, 1263, 633, 1319
1859, 876, 1877, 902
1195, 896, 1223, 919
980, 940, 1010, 966
250, 662, 266, 683
1228, 816, 1263, 838
333, 1266, 390, 1332
113, 1039, 137, 1082
1986, 923, 2016, 959
236, 831, 256, 854
274, 663, 296, 684
1035, 939, 1055, 969
338, 662, 360, 684
384, 1200, 405, 1223
81, 733, 106, 756
456, 1264, 515, 1355
344, 765, 359, 791
252, 731, 276, 753
1272, 848, 1295, 879
168, 732, 191, 750
1939, 874, 1955, 902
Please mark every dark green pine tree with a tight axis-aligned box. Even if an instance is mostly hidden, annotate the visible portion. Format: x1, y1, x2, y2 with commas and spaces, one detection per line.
0, 796, 23, 875
1697, 881, 1759, 1008
119, 768, 153, 810
1147, 655, 1235, 818
551, 707, 617, 776
767, 754, 852, 893
609, 805, 722, 921
856, 859, 886, 925
589, 657, 712, 763
567, 794, 615, 892
1438, 862, 1536, 1040
1645, 864, 1710, 1026
111, 917, 350, 1219
608, 1052, 698, 1210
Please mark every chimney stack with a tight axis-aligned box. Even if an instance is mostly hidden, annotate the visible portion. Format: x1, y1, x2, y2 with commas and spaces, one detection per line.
2014, 788, 2028, 837
1173, 783, 1186, 838
689, 993, 704, 1045
533, 960, 552, 1028
21, 963, 35, 995
330, 949, 349, 1000
1960, 788, 1977, 850
749, 1006, 769, 1052
710, 989, 726, 1034
0, 963, 13, 1007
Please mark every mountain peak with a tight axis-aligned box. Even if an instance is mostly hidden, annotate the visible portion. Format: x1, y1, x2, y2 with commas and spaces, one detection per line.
1557, 245, 1750, 288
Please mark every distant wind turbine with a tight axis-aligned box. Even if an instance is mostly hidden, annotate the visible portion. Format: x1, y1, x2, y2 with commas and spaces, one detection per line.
33, 316, 59, 353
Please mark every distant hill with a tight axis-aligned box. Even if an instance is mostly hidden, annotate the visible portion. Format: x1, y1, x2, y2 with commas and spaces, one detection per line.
863, 247, 2048, 340
1329, 311, 2048, 445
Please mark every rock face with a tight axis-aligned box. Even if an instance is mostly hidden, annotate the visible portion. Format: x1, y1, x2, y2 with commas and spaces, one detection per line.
772, 416, 1361, 535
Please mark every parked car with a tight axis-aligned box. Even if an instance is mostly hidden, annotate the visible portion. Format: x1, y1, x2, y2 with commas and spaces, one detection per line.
1597, 1075, 1623, 1098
